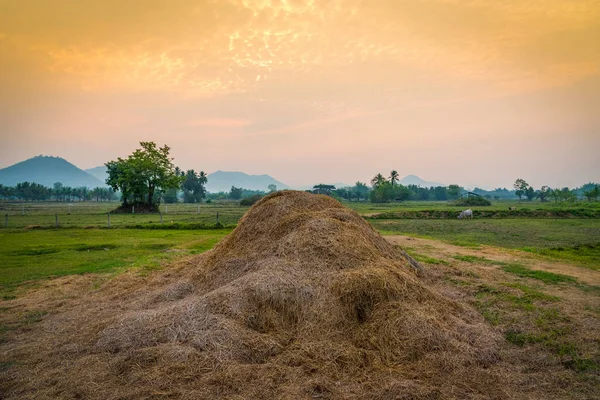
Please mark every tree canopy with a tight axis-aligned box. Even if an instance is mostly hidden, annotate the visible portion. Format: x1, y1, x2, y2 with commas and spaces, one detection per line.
182, 169, 208, 203
105, 142, 182, 212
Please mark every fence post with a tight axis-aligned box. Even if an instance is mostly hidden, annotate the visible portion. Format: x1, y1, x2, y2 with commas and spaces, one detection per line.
216, 212, 219, 224
22, 204, 24, 215
55, 213, 58, 228
160, 213, 163, 224
68, 204, 72, 214
4, 214, 7, 228
197, 205, 200, 215
166, 206, 168, 214
107, 213, 111, 227
132, 206, 135, 214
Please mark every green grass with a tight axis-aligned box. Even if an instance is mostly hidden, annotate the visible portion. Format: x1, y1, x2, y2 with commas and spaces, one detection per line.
470, 280, 599, 372
475, 282, 558, 314
453, 255, 499, 264
501, 264, 577, 285
0, 228, 230, 294
472, 281, 598, 372
346, 200, 600, 214
522, 243, 600, 270
407, 252, 449, 265
370, 219, 600, 268
0, 201, 247, 228
3, 200, 598, 229
501, 283, 561, 302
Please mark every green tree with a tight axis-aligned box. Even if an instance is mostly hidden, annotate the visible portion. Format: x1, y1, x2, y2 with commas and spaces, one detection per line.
432, 186, 448, 201
182, 169, 208, 203
389, 170, 399, 187
371, 173, 386, 189
267, 184, 277, 193
229, 186, 243, 200
395, 184, 413, 201
163, 189, 179, 203
513, 178, 528, 200
447, 184, 461, 199
549, 188, 560, 202
559, 187, 576, 202
53, 182, 63, 200
538, 186, 550, 202
313, 184, 336, 195
524, 186, 537, 201
583, 185, 600, 201
352, 182, 369, 201
105, 142, 182, 212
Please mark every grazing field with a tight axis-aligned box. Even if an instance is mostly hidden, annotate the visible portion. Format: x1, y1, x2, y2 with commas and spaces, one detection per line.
0, 229, 231, 297
371, 219, 600, 269
0, 201, 247, 228
348, 199, 600, 214
1, 199, 599, 228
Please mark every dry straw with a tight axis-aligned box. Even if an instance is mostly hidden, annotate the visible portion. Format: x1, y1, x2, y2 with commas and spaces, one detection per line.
2, 191, 510, 399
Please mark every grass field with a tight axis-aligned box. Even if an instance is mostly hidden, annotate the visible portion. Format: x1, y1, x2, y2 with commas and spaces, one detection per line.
0, 198, 598, 296
0, 201, 246, 228
1, 199, 599, 228
348, 199, 600, 214
372, 219, 600, 268
0, 229, 231, 296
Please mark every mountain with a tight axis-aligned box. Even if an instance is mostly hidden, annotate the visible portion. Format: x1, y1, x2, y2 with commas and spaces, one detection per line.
85, 166, 108, 184
399, 174, 444, 188
0, 156, 105, 188
206, 171, 289, 193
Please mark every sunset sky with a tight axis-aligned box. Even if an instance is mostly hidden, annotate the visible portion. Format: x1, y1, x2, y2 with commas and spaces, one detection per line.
1, 0, 599, 188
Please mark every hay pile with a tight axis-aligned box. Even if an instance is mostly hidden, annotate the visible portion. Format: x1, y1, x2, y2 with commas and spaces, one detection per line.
2, 191, 508, 399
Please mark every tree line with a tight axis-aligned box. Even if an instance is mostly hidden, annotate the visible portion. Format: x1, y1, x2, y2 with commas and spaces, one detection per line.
318, 171, 463, 203
0, 182, 117, 202
318, 172, 599, 204
513, 179, 599, 202
3, 143, 599, 208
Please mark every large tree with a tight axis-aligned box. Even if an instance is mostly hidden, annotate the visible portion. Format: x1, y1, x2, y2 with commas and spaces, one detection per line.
537, 186, 550, 202
182, 169, 208, 203
229, 186, 243, 200
371, 173, 386, 188
105, 142, 182, 212
447, 184, 462, 198
353, 181, 369, 201
389, 170, 399, 187
513, 178, 528, 200
313, 184, 336, 195
524, 186, 537, 201
583, 185, 600, 201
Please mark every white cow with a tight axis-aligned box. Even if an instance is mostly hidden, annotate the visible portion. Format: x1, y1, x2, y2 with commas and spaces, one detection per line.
458, 209, 473, 219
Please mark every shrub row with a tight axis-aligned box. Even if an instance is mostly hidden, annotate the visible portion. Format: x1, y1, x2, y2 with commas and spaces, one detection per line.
366, 209, 600, 219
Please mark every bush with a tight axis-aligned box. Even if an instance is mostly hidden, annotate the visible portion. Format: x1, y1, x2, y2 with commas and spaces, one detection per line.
240, 194, 263, 206
454, 196, 491, 207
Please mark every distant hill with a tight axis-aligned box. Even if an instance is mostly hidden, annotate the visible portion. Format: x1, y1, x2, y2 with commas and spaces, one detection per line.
399, 174, 444, 188
0, 156, 105, 188
206, 171, 289, 193
85, 165, 108, 184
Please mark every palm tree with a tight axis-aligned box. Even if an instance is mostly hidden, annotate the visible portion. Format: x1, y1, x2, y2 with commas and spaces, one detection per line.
389, 170, 399, 187
371, 173, 386, 188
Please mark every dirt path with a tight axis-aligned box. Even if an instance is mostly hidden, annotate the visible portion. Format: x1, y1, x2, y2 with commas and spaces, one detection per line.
386, 235, 600, 286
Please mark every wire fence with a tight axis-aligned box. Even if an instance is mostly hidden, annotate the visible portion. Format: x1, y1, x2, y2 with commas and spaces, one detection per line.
0, 202, 247, 229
